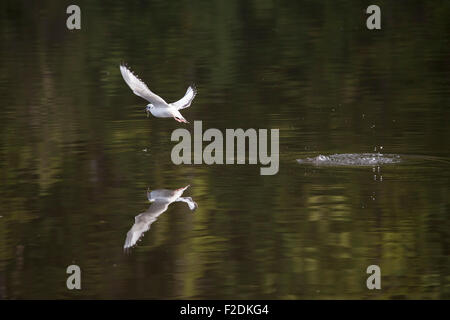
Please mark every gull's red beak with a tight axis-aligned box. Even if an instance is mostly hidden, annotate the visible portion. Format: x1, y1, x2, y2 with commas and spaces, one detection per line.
175, 117, 189, 123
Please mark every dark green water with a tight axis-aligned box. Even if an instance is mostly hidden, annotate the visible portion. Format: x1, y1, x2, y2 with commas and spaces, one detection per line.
0, 1, 449, 299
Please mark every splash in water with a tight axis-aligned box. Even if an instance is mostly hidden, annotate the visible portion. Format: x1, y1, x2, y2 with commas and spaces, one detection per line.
296, 153, 402, 166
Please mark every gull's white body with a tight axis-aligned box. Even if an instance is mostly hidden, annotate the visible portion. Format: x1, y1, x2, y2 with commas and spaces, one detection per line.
119, 63, 197, 123
123, 185, 197, 250
148, 104, 185, 119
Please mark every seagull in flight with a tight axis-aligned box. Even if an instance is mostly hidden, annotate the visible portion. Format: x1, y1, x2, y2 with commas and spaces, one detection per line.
119, 63, 197, 123
123, 185, 197, 250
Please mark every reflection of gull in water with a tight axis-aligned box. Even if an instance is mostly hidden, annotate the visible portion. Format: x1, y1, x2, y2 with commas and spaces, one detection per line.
119, 63, 196, 123
124, 185, 197, 250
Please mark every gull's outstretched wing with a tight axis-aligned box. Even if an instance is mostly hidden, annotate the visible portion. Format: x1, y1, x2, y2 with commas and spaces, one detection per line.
120, 63, 168, 106
123, 200, 169, 249
170, 86, 197, 110
175, 197, 198, 210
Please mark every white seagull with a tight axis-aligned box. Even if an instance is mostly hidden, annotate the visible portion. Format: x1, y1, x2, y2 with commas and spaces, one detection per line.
123, 185, 197, 250
119, 63, 197, 123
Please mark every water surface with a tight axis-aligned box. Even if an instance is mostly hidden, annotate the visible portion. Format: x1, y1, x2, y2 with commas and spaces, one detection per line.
0, 1, 449, 299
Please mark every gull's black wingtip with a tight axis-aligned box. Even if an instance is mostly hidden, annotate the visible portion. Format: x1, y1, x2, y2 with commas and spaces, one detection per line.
190, 83, 198, 93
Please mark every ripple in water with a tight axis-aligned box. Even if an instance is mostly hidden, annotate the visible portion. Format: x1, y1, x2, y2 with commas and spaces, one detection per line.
296, 153, 402, 166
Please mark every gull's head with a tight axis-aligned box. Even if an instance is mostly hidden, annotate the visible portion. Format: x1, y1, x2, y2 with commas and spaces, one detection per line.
145, 104, 153, 118
175, 185, 190, 193
174, 185, 190, 198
